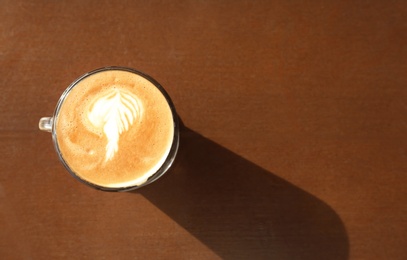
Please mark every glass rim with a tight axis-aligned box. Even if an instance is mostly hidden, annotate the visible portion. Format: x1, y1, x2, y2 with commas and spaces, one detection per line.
51, 66, 180, 192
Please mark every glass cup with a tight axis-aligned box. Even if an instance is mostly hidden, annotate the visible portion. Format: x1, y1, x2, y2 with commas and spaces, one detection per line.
39, 67, 179, 191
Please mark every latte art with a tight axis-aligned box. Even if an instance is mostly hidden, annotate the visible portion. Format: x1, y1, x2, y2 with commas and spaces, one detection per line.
87, 88, 143, 162
55, 69, 175, 189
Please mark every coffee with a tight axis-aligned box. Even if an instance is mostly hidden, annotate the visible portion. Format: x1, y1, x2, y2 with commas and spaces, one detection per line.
54, 68, 176, 189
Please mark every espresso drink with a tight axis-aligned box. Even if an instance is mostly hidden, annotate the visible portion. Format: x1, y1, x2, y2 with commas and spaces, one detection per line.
55, 68, 176, 189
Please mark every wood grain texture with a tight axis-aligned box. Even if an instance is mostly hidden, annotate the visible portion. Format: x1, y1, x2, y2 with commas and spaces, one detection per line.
0, 1, 406, 259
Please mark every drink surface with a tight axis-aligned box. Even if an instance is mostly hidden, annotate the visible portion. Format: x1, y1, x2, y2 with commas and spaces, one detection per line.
56, 69, 174, 188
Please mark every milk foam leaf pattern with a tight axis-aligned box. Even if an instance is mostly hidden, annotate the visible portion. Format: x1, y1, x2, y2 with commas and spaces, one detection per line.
88, 89, 141, 162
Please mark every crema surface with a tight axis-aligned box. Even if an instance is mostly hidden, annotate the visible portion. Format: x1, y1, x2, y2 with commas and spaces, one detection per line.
56, 70, 174, 188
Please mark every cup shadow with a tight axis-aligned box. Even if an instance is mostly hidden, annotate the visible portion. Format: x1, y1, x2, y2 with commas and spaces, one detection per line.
138, 126, 349, 259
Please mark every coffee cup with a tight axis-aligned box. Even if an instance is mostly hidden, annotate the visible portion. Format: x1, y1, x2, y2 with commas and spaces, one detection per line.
39, 67, 179, 191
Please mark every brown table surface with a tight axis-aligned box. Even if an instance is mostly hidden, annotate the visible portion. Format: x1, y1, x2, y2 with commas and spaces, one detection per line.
1, 1, 406, 259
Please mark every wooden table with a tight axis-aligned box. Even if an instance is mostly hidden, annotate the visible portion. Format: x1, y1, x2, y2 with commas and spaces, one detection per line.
1, 1, 406, 259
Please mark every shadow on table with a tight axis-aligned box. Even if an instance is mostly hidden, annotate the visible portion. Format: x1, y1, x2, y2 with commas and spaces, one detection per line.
138, 126, 349, 259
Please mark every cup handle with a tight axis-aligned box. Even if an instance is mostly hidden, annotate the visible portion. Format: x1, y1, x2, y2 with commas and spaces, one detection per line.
39, 117, 53, 133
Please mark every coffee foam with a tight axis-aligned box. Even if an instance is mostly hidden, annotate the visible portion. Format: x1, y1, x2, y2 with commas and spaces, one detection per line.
87, 87, 143, 162
56, 70, 174, 188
